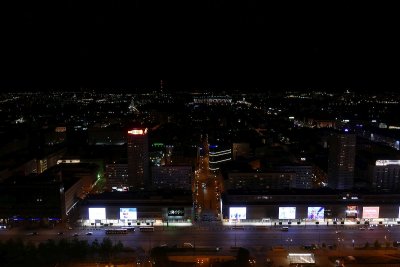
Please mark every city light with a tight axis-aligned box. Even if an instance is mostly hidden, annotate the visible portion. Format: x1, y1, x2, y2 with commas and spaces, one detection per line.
128, 128, 148, 135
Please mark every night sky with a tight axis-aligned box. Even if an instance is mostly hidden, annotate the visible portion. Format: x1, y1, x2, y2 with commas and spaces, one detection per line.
1, 2, 399, 91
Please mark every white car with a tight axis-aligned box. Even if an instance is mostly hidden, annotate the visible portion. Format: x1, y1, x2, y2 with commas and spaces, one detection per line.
183, 242, 194, 248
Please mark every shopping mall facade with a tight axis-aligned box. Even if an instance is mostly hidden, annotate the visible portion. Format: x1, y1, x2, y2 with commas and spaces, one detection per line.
221, 191, 400, 225
76, 190, 400, 228
78, 191, 193, 227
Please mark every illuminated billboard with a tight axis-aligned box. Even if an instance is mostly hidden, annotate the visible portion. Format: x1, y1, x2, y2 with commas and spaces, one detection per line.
119, 208, 137, 220
229, 207, 247, 220
362, 206, 380, 219
168, 208, 184, 217
376, 160, 400, 166
128, 128, 148, 135
279, 207, 296, 219
345, 206, 358, 218
88, 208, 106, 220
307, 207, 324, 220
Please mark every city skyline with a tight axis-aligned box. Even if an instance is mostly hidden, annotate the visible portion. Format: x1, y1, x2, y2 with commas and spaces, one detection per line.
2, 74, 400, 265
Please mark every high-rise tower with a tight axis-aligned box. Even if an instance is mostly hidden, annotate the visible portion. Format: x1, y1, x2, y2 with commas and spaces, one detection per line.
127, 128, 149, 189
328, 132, 356, 190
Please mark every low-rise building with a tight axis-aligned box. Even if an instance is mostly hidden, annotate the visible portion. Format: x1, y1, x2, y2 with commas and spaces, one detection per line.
105, 162, 128, 190
151, 165, 193, 190
226, 172, 295, 191
222, 189, 400, 222
78, 191, 193, 226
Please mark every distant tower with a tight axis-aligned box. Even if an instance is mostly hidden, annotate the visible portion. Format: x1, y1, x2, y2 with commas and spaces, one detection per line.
160, 79, 167, 92
128, 98, 139, 113
328, 132, 356, 190
203, 134, 209, 155
127, 128, 149, 189
165, 145, 173, 165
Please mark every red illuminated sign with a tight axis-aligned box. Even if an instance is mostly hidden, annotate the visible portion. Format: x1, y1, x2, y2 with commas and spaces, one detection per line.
128, 128, 148, 135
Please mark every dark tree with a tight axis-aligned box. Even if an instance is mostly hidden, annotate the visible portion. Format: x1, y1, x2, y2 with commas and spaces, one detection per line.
236, 247, 251, 267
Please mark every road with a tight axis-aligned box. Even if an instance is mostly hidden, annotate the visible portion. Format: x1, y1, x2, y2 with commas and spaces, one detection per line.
194, 141, 223, 221
3, 224, 400, 266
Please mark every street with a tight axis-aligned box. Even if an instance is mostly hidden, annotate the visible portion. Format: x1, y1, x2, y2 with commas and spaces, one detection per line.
2, 224, 400, 257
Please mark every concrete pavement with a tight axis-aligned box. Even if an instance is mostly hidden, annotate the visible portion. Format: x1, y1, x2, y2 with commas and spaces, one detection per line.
262, 246, 400, 267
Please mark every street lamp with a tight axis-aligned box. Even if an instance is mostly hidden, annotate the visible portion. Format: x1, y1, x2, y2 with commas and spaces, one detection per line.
318, 227, 321, 245
286, 238, 293, 251
234, 219, 237, 248
384, 235, 387, 249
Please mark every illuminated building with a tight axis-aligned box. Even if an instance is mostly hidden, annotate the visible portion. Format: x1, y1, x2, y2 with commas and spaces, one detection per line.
209, 145, 232, 172
192, 95, 232, 105
36, 147, 67, 174
127, 128, 149, 189
105, 162, 128, 190
79, 191, 193, 225
222, 190, 400, 222
371, 160, 400, 192
328, 133, 356, 190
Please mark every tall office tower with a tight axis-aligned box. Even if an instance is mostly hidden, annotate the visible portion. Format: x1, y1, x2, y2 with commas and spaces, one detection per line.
328, 132, 356, 190
127, 128, 149, 189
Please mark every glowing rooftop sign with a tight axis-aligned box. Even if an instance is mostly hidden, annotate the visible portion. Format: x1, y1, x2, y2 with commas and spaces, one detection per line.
128, 128, 148, 135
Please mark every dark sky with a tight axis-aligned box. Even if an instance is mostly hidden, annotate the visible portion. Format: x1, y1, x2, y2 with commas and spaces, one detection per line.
1, 2, 399, 91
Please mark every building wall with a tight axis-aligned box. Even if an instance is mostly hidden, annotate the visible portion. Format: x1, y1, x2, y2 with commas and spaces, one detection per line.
151, 165, 193, 190
0, 180, 65, 221
227, 172, 295, 190
64, 178, 84, 215
37, 147, 67, 174
223, 193, 400, 220
79, 205, 193, 221
328, 133, 356, 190
224, 203, 400, 221
88, 127, 126, 145
232, 143, 251, 160
105, 163, 128, 190
277, 165, 313, 189
371, 164, 400, 192
61, 164, 99, 194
